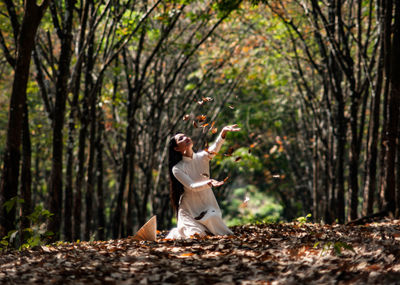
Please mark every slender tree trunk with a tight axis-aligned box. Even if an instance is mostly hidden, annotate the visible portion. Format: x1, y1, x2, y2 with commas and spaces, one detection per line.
71, 0, 89, 242
85, 85, 97, 241
48, 0, 75, 241
363, 7, 384, 215
384, 0, 400, 215
336, 99, 346, 224
20, 101, 32, 231
313, 132, 319, 221
348, 90, 361, 221
64, 114, 74, 242
96, 113, 105, 240
378, 0, 393, 210
397, 133, 400, 217
74, 127, 86, 241
0, 0, 49, 237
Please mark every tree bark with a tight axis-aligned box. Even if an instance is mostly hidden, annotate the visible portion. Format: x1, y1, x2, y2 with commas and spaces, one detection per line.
384, 0, 400, 215
378, 0, 393, 211
362, 1, 384, 215
48, 0, 76, 241
20, 101, 32, 231
0, 0, 49, 237
96, 113, 105, 240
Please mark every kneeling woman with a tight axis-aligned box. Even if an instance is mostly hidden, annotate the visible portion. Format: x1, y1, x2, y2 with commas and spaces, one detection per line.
166, 124, 240, 239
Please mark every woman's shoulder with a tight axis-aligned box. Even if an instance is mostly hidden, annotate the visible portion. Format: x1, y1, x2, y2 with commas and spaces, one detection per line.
196, 150, 212, 160
172, 159, 188, 172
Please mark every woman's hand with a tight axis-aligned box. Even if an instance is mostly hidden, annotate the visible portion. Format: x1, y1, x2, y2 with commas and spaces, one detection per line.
208, 179, 224, 187
221, 124, 241, 139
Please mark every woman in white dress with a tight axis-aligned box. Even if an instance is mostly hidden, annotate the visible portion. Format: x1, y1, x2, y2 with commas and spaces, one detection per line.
166, 124, 240, 239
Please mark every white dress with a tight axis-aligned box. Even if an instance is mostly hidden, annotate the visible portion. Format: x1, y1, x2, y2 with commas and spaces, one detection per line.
166, 134, 233, 239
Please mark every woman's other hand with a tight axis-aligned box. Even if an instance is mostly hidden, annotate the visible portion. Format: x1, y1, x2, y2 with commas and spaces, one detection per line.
221, 124, 241, 139
208, 179, 224, 187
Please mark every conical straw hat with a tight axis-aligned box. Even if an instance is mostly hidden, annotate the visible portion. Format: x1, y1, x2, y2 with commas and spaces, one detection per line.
132, 215, 157, 241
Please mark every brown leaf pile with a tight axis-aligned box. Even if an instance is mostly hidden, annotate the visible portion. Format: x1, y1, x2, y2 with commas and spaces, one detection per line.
1, 220, 400, 284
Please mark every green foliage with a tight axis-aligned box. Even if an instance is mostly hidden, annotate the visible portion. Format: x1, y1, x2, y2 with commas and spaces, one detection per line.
3, 196, 24, 214
0, 201, 54, 251
223, 185, 282, 226
313, 241, 356, 257
296, 213, 312, 226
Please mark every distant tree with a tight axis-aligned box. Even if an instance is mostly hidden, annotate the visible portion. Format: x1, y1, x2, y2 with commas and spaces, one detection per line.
0, 0, 50, 237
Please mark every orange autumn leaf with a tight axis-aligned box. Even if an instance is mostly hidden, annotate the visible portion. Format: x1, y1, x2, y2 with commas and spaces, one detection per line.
204, 148, 216, 155
197, 114, 206, 122
180, 252, 195, 257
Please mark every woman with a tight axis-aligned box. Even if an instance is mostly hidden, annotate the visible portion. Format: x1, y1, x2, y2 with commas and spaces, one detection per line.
166, 124, 240, 239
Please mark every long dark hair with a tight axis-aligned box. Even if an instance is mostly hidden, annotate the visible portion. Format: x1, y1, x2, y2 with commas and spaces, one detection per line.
168, 134, 184, 217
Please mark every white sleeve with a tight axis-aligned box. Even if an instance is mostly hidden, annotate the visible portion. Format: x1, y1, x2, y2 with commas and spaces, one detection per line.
172, 166, 211, 192
205, 133, 225, 159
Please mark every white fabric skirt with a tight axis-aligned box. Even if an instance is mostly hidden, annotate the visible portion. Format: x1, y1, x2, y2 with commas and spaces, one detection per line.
166, 208, 233, 239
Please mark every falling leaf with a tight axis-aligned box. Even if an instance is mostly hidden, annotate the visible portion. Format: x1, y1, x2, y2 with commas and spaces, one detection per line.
202, 97, 213, 102
183, 114, 190, 121
269, 145, 278, 154
223, 176, 229, 182
202, 123, 209, 128
239, 196, 250, 208
197, 115, 206, 122
211, 127, 218, 134
235, 156, 242, 162
204, 148, 216, 155
211, 121, 215, 128
224, 147, 234, 157
193, 121, 198, 128
228, 105, 235, 109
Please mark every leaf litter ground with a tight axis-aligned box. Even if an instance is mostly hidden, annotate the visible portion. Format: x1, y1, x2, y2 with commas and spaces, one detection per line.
1, 219, 400, 284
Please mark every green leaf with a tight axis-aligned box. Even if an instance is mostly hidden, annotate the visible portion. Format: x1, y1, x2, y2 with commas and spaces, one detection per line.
3, 196, 24, 213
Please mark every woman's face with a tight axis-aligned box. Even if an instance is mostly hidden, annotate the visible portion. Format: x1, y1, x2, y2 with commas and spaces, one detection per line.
174, 133, 193, 154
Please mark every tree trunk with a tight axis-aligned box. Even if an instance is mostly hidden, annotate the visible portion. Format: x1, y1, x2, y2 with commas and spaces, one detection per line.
362, 1, 384, 215
71, 0, 89, 242
74, 127, 86, 241
336, 100, 346, 224
378, 0, 393, 211
96, 113, 105, 240
0, 0, 49, 237
348, 91, 360, 221
48, 0, 75, 241
313, 133, 319, 221
20, 101, 32, 231
85, 85, 97, 241
384, 0, 400, 215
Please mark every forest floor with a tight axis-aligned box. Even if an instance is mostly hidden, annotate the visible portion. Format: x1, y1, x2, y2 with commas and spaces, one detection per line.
0, 219, 400, 284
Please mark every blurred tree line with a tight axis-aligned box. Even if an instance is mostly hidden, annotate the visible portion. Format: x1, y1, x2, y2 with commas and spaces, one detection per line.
0, 0, 399, 243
